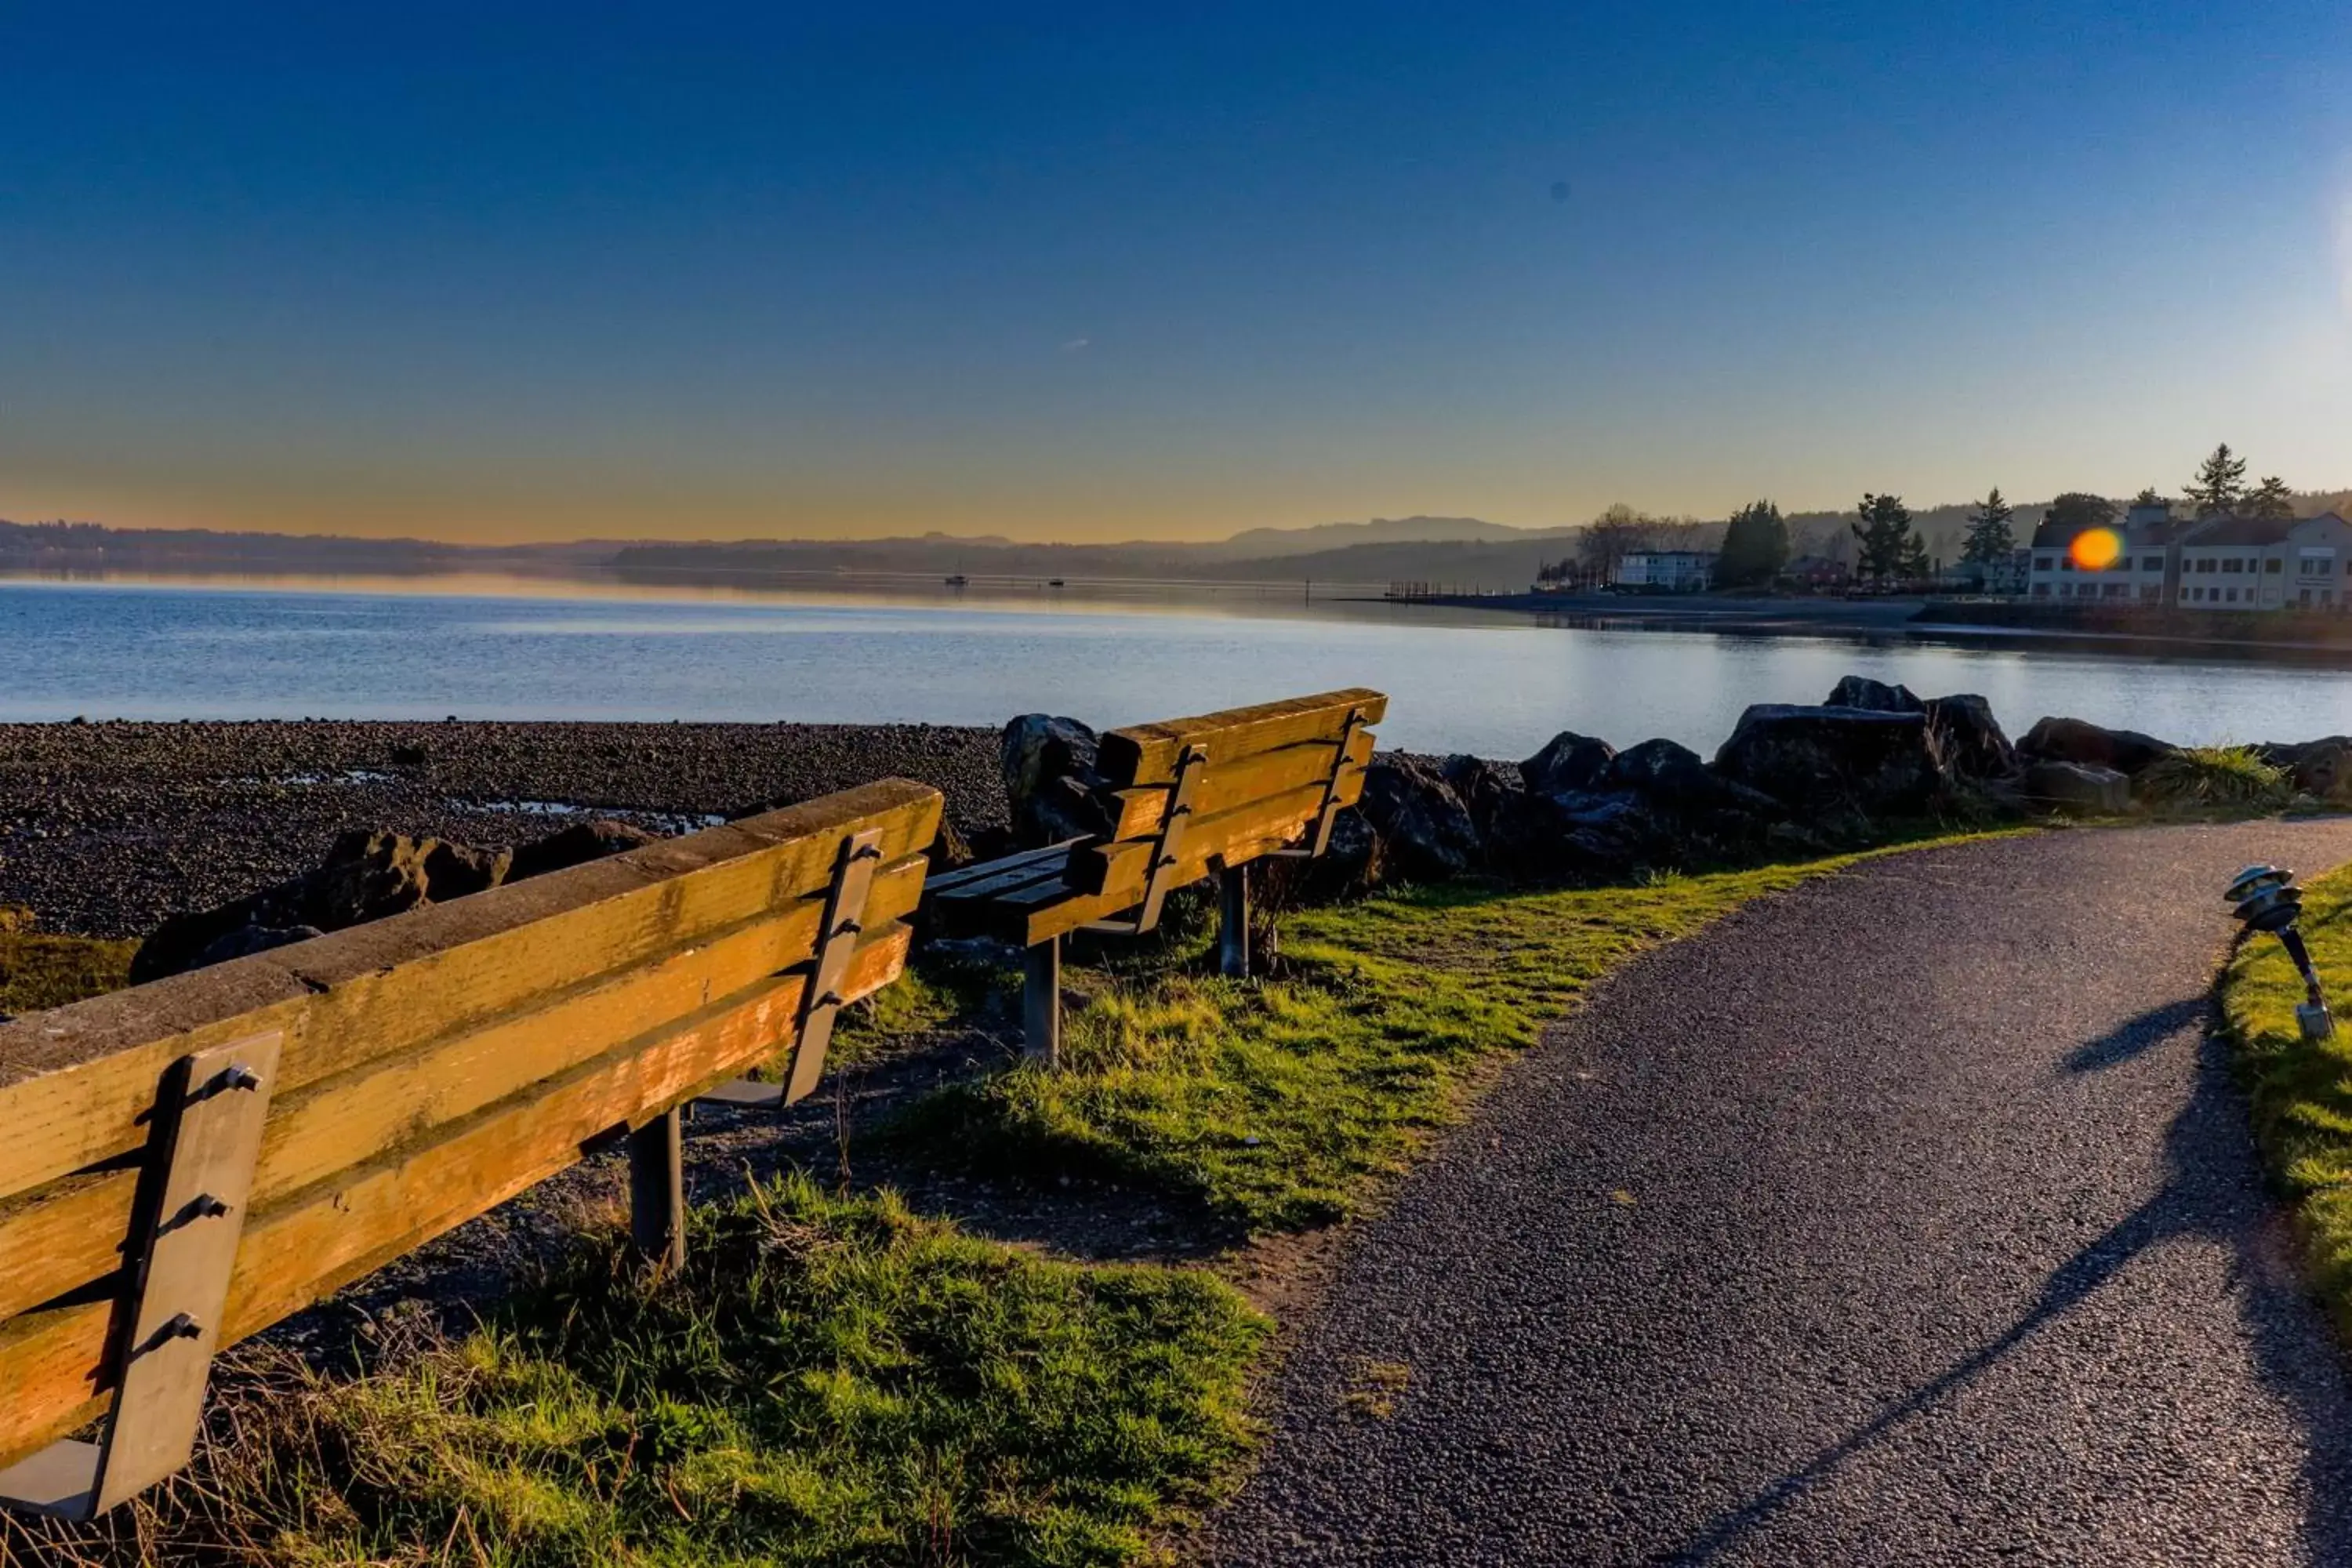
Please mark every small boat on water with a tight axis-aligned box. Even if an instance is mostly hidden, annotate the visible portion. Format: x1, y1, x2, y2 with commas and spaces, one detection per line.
944, 574, 968, 586
1048, 578, 1065, 587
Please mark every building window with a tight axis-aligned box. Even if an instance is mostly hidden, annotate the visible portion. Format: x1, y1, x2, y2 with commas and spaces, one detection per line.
2196, 558, 2215, 573
2034, 554, 2055, 571
2226, 588, 2239, 603
2143, 557, 2163, 572
2032, 584, 2050, 598
2140, 586, 2160, 601
2060, 557, 2074, 572
2267, 558, 2283, 573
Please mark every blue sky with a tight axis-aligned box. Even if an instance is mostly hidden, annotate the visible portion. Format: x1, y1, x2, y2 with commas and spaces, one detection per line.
3, 2, 2347, 541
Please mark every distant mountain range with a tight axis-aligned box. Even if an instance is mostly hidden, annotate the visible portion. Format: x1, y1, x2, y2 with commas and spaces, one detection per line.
9, 494, 2350, 594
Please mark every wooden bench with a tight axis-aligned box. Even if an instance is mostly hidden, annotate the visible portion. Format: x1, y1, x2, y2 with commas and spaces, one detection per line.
0, 779, 941, 1519
927, 690, 1385, 1058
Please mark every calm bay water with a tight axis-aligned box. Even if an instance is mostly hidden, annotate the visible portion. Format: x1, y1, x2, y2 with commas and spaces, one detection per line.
5, 575, 2350, 757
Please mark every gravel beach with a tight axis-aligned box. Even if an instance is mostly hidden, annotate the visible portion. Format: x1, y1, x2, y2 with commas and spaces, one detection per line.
0, 719, 1004, 938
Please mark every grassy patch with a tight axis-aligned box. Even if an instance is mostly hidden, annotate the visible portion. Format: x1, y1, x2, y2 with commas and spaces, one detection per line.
2137, 746, 2294, 812
889, 843, 2002, 1234
91, 1175, 1265, 1567
2220, 862, 2352, 1335
0, 910, 134, 1015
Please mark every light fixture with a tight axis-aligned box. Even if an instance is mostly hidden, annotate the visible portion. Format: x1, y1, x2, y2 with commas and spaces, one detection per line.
2227, 864, 2335, 1042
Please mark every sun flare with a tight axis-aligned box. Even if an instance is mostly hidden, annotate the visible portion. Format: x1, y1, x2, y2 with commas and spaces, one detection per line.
2070, 528, 2123, 570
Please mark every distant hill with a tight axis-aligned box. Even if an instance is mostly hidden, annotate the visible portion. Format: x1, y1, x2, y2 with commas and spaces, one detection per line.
1203, 515, 1559, 561
13, 490, 2349, 591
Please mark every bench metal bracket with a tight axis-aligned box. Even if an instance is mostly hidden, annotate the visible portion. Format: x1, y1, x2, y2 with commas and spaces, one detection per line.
0, 1033, 280, 1520
1083, 743, 1208, 938
1271, 706, 1367, 861
699, 827, 886, 1111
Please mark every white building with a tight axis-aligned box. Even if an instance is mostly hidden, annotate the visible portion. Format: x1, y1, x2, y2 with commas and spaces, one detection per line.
2026, 503, 2180, 604
2176, 513, 2352, 612
1613, 550, 1717, 593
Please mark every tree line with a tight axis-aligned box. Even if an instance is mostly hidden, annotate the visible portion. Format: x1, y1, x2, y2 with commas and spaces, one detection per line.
1537, 443, 2318, 590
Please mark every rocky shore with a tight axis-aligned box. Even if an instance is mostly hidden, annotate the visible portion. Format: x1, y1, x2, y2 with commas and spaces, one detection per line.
6, 690, 2349, 953
0, 720, 1003, 938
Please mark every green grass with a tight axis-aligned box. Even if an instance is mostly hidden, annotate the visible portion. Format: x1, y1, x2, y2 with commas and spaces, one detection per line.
113, 1176, 1265, 1567
2220, 862, 2352, 1335
2136, 746, 2295, 812
0, 911, 134, 1015
888, 841, 2010, 1233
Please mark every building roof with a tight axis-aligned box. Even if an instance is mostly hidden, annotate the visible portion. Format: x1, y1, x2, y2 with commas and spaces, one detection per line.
2027, 511, 2119, 550
2180, 514, 2296, 547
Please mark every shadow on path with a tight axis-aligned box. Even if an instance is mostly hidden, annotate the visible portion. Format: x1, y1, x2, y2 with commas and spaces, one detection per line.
1664, 1028, 2352, 1566
2062, 996, 2209, 1074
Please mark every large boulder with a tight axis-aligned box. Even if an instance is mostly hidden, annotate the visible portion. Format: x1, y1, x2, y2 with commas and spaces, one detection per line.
2022, 760, 2130, 815
1000, 714, 1116, 848
1824, 676, 1925, 713
1519, 731, 1616, 796
2017, 717, 2177, 777
2258, 737, 2352, 800
1713, 705, 1947, 819
1597, 739, 1788, 861
507, 818, 660, 881
1923, 694, 2018, 781
131, 829, 508, 984
1357, 755, 1483, 881
129, 815, 663, 984
1440, 754, 1524, 847
1827, 679, 2016, 782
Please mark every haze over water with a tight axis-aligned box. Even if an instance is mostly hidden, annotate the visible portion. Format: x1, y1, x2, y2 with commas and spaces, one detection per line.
5, 576, 2349, 757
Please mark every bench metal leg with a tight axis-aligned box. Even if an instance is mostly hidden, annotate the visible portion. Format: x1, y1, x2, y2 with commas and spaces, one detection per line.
627, 1108, 686, 1274
1218, 862, 1251, 978
1025, 935, 1062, 1065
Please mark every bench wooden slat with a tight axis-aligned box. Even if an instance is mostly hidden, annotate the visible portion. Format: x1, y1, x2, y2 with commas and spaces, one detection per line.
1069, 768, 1367, 899
0, 922, 913, 1473
1105, 727, 1375, 840
926, 840, 1081, 900
1096, 688, 1386, 789
0, 855, 930, 1327
0, 781, 942, 1210
1010, 779, 1363, 945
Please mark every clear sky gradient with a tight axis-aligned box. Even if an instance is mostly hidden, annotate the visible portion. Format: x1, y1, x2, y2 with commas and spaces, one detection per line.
5, 2, 2348, 543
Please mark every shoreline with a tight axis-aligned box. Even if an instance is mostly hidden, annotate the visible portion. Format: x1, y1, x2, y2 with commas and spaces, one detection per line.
1399, 590, 2352, 665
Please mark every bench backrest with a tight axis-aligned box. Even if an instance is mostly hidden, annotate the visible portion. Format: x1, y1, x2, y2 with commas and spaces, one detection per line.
0, 779, 941, 1503
978, 688, 1386, 944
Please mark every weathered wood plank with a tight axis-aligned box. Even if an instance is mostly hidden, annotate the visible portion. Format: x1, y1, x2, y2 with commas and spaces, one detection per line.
1097, 689, 1386, 788
1014, 787, 1358, 944
925, 840, 1074, 895
0, 782, 940, 1207
925, 847, 1080, 904
0, 924, 913, 1472
1067, 769, 1367, 898
0, 855, 928, 1326
1104, 728, 1375, 840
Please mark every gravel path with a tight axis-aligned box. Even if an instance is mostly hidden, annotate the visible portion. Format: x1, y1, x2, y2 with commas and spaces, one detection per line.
1214, 822, 2352, 1566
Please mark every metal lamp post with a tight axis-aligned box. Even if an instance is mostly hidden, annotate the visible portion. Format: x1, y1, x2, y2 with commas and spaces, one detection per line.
2227, 864, 2335, 1043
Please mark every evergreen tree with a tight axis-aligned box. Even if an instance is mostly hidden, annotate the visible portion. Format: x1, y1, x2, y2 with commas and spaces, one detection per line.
2245, 475, 2296, 520
2042, 492, 2118, 537
2132, 487, 2163, 507
1713, 499, 1788, 588
1852, 492, 1919, 582
1961, 488, 2016, 564
2184, 443, 2248, 517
